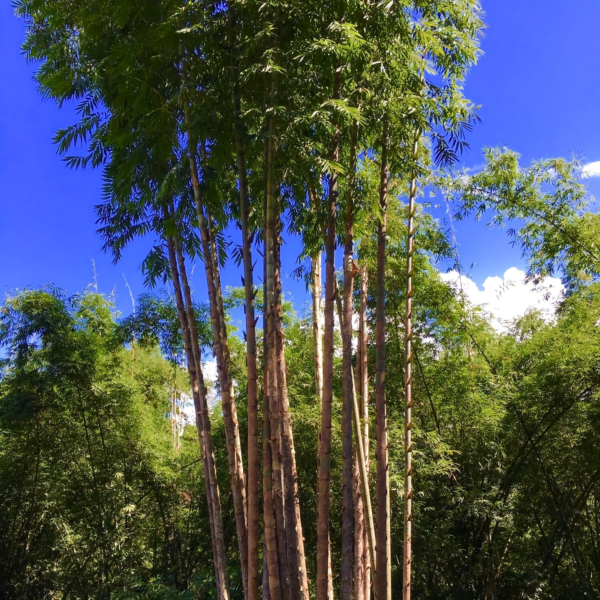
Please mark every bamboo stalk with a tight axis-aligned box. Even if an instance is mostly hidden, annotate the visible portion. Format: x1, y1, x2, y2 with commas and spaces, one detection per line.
354, 265, 370, 600
376, 120, 391, 600
317, 64, 341, 600
263, 95, 283, 600
311, 251, 324, 404
232, 92, 260, 600
275, 226, 309, 600
403, 129, 421, 600
166, 231, 230, 600
181, 52, 248, 594
359, 267, 371, 600
341, 120, 359, 600
334, 279, 378, 600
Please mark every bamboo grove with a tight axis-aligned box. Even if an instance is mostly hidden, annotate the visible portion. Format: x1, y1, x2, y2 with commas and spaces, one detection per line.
5, 0, 600, 599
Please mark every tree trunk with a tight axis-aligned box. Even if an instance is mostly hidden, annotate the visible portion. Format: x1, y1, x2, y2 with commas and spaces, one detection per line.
172, 234, 230, 594
263, 101, 283, 600
314, 250, 332, 600
275, 219, 310, 600
232, 89, 260, 600
263, 359, 282, 600
341, 121, 359, 600
328, 533, 334, 600
354, 265, 369, 600
309, 184, 324, 407
376, 121, 391, 600
263, 538, 272, 600
312, 253, 324, 404
317, 66, 341, 600
309, 195, 334, 600
207, 212, 230, 366
263, 107, 289, 600
353, 448, 365, 600
335, 278, 377, 600
185, 138, 249, 596
181, 53, 248, 593
166, 232, 230, 600
403, 131, 420, 600
225, 5, 259, 595
359, 267, 370, 600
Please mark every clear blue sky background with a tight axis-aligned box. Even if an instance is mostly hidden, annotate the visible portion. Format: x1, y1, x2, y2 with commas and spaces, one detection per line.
1, 1, 600, 320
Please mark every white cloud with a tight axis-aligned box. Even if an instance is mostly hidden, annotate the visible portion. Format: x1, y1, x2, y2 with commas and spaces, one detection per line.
179, 392, 196, 426
202, 358, 220, 408
202, 358, 218, 385
582, 161, 600, 179
179, 358, 221, 428
440, 267, 564, 332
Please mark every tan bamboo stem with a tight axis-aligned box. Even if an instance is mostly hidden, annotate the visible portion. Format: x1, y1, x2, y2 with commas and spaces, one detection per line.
359, 267, 371, 600
312, 252, 324, 403
180, 61, 249, 590
317, 64, 341, 600
275, 226, 309, 600
263, 94, 283, 600
376, 120, 391, 600
341, 120, 359, 600
263, 538, 272, 600
403, 130, 421, 600
263, 103, 289, 599
231, 82, 260, 600
309, 187, 333, 600
334, 278, 378, 599
354, 266, 369, 600
166, 233, 230, 600
223, 7, 259, 594
173, 236, 230, 595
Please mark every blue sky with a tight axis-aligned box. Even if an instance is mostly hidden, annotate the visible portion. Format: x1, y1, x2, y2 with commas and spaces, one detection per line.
1, 0, 599, 321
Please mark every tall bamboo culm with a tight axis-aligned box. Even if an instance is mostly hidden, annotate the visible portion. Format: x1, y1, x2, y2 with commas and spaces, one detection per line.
181, 53, 248, 596
165, 230, 230, 600
403, 130, 421, 600
376, 120, 391, 600
317, 65, 341, 600
334, 278, 378, 600
355, 265, 370, 600
263, 97, 283, 600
